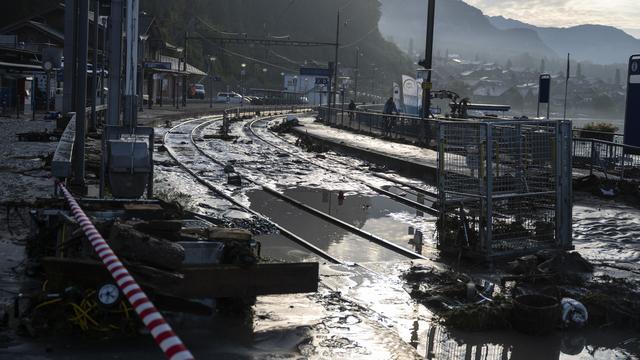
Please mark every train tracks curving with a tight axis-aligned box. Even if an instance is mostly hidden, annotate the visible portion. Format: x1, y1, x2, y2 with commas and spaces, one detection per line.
163, 114, 429, 265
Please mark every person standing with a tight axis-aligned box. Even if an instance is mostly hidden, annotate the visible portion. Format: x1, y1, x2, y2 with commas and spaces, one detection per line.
382, 97, 397, 137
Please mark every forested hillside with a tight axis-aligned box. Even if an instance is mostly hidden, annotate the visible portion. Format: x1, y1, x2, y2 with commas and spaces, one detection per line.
141, 0, 414, 90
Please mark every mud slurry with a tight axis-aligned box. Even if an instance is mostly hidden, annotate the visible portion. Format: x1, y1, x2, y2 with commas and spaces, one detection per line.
150, 116, 640, 359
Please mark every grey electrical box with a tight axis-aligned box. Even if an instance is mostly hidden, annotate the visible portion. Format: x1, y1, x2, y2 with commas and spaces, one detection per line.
108, 139, 151, 198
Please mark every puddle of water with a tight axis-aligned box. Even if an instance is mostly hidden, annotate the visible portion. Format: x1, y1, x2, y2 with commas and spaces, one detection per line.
280, 187, 436, 255
246, 188, 409, 263
257, 233, 320, 263
422, 325, 639, 360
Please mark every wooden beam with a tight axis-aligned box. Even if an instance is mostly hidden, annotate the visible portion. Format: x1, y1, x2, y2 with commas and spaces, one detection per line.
41, 257, 319, 298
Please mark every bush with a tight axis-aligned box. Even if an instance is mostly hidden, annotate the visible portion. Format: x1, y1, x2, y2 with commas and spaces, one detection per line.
580, 122, 619, 142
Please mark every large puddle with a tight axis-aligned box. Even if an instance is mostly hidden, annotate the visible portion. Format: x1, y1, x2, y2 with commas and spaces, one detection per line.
247, 187, 437, 263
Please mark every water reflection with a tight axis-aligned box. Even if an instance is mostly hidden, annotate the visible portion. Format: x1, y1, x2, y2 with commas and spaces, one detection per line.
422, 324, 638, 360
246, 187, 434, 262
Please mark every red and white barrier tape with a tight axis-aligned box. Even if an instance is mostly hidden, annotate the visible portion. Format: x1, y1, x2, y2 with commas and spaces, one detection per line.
57, 182, 194, 360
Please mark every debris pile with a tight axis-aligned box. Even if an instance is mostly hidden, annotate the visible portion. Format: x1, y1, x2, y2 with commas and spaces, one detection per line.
405, 250, 640, 333
269, 116, 299, 134
574, 174, 640, 205
18, 199, 262, 337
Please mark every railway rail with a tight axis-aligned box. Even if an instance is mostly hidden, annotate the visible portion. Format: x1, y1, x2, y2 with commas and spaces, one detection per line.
163, 114, 427, 265
245, 117, 440, 214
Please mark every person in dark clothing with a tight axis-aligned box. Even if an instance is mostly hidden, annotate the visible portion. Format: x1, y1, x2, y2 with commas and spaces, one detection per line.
348, 99, 356, 125
382, 97, 398, 137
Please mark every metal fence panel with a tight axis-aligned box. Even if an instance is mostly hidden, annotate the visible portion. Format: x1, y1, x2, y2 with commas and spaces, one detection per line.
438, 120, 573, 259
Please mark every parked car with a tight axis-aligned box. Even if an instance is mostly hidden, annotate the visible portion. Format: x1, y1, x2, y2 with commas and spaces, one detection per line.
188, 84, 206, 99
216, 92, 244, 104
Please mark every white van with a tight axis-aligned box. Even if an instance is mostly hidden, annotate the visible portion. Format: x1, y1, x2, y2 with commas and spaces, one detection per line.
216, 92, 244, 104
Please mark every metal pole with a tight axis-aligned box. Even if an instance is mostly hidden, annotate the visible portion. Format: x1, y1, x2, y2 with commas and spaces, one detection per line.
182, 32, 187, 108
45, 71, 50, 112
332, 11, 340, 118
208, 60, 212, 108
139, 39, 144, 112
419, 0, 436, 146
100, 14, 106, 104
89, 0, 99, 132
73, 0, 89, 187
123, 0, 139, 130
175, 76, 178, 109
63, 0, 77, 114
563, 53, 570, 121
107, 0, 123, 126
32, 77, 37, 121
354, 47, 359, 103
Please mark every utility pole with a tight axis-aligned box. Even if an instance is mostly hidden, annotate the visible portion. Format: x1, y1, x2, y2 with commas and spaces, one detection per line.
419, 0, 436, 144
89, 0, 99, 132
123, 0, 139, 129
73, 0, 89, 186
354, 47, 360, 103
182, 32, 188, 108
209, 56, 216, 108
332, 11, 340, 117
107, 0, 123, 126
100, 14, 107, 104
63, 0, 77, 114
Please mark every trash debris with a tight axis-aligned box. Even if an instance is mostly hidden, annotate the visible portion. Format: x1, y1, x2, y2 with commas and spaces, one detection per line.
561, 297, 588, 328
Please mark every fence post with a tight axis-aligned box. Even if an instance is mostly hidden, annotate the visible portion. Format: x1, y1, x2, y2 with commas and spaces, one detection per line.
484, 123, 493, 258
590, 141, 595, 176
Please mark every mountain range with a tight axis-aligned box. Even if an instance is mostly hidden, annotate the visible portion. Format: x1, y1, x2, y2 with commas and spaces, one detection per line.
379, 0, 640, 65
488, 16, 640, 65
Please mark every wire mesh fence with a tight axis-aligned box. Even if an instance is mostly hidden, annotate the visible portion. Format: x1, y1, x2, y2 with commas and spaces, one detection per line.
437, 120, 573, 260
317, 106, 439, 145
572, 138, 640, 179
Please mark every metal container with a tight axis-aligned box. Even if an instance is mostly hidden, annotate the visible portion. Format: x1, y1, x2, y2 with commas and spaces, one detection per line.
108, 139, 150, 198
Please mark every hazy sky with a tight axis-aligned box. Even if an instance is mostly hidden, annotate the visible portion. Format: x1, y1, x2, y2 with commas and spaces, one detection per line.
465, 0, 640, 37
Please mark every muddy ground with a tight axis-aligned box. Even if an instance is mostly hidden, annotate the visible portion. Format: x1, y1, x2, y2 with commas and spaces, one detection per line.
0, 114, 639, 359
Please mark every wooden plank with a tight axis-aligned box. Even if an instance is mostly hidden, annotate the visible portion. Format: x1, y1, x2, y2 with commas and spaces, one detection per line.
41, 257, 319, 298
172, 262, 319, 297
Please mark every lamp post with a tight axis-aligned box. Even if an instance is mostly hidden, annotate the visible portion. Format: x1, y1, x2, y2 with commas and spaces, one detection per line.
175, 47, 183, 109
138, 33, 148, 112
182, 32, 188, 108
354, 47, 362, 103
209, 56, 216, 108
240, 63, 246, 107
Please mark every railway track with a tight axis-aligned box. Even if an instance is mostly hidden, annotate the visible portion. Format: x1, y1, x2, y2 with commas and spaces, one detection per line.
245, 117, 440, 215
163, 115, 428, 265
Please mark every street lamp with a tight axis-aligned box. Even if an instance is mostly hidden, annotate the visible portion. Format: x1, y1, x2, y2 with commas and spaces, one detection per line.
138, 34, 149, 112
175, 47, 183, 109
354, 47, 363, 103
240, 63, 246, 106
209, 56, 216, 108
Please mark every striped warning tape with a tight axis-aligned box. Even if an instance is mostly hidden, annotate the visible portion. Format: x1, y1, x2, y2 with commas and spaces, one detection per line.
57, 182, 195, 360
